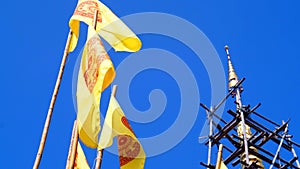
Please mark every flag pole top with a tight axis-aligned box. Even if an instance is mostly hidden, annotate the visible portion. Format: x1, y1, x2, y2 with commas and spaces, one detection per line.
93, 10, 98, 30
112, 85, 118, 97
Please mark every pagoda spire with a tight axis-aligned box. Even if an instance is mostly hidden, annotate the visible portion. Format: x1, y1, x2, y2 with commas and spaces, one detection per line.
201, 45, 300, 168
225, 45, 250, 166
225, 45, 243, 94
225, 45, 264, 169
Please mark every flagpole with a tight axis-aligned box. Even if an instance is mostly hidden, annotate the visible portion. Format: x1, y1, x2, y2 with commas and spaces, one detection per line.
65, 120, 79, 169
215, 144, 224, 169
65, 9, 99, 169
111, 85, 118, 97
95, 148, 104, 169
93, 9, 103, 169
64, 9, 101, 169
95, 85, 118, 169
66, 120, 76, 168
33, 30, 73, 169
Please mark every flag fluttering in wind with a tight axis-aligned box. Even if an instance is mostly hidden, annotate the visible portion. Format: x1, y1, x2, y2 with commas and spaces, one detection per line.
76, 27, 115, 148
99, 95, 146, 169
74, 142, 90, 169
69, 0, 141, 52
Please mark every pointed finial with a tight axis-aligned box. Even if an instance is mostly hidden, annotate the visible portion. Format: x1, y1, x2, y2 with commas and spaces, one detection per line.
225, 45, 242, 92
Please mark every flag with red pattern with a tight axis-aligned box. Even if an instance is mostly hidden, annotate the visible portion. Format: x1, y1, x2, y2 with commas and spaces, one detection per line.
98, 95, 146, 169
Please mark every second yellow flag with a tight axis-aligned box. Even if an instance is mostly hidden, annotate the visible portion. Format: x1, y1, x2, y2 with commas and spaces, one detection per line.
99, 95, 146, 169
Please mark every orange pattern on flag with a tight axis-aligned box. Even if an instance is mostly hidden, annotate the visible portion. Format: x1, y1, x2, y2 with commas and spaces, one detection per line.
118, 135, 141, 166
99, 95, 146, 169
68, 0, 141, 52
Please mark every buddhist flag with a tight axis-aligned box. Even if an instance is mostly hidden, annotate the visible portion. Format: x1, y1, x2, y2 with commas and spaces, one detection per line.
96, 1, 142, 52
74, 142, 90, 169
76, 26, 115, 148
99, 95, 146, 169
219, 161, 228, 169
69, 0, 141, 52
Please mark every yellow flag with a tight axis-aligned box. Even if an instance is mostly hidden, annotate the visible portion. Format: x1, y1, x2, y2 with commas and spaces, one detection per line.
99, 95, 146, 169
220, 161, 228, 169
77, 27, 115, 148
96, 1, 142, 52
74, 142, 90, 169
69, 0, 141, 52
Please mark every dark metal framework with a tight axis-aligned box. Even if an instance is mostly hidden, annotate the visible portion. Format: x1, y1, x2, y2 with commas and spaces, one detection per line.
200, 79, 300, 169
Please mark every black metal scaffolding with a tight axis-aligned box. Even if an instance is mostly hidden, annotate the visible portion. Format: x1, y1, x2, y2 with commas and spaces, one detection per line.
200, 46, 300, 169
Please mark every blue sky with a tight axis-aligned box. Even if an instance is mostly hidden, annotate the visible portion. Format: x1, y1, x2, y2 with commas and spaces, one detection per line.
1, 1, 300, 169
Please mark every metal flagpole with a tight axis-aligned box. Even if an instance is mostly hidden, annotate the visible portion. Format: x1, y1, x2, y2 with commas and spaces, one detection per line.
33, 30, 73, 169
95, 85, 118, 169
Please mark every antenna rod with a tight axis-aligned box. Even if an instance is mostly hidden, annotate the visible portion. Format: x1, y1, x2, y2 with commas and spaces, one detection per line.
33, 30, 73, 169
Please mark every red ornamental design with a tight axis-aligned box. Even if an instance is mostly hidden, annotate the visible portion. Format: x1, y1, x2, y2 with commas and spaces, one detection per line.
83, 36, 110, 93
74, 0, 102, 23
118, 135, 141, 166
121, 116, 135, 135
